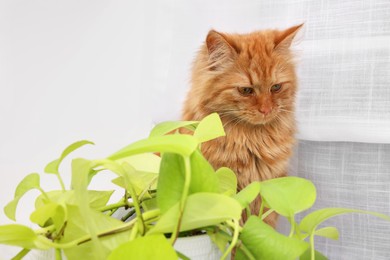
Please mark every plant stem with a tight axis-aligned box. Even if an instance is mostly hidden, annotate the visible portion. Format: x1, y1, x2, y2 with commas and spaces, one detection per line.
129, 222, 139, 241
97, 200, 132, 212
11, 248, 30, 260
237, 242, 256, 260
289, 216, 296, 238
35, 225, 56, 235
121, 208, 136, 222
138, 176, 158, 201
170, 156, 192, 245
92, 159, 146, 235
107, 208, 118, 216
56, 173, 66, 191
220, 219, 240, 260
258, 199, 264, 217
37, 187, 50, 200
310, 233, 316, 260
55, 249, 62, 260
203, 227, 233, 242
225, 219, 243, 232
176, 250, 190, 260
36, 209, 160, 249
261, 209, 274, 221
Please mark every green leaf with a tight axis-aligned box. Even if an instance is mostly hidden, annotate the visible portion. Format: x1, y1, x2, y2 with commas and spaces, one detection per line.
4, 173, 41, 220
142, 198, 158, 211
87, 190, 114, 209
149, 121, 198, 137
30, 202, 66, 230
0, 224, 51, 249
61, 205, 130, 260
71, 158, 92, 191
150, 193, 242, 234
234, 182, 261, 209
156, 153, 185, 214
35, 190, 113, 210
207, 228, 230, 252
193, 113, 225, 143
188, 150, 219, 194
116, 153, 161, 173
45, 140, 94, 174
260, 177, 316, 217
14, 173, 41, 197
108, 135, 198, 160
216, 167, 237, 196
70, 158, 107, 260
314, 226, 339, 240
4, 199, 20, 221
300, 208, 390, 235
112, 162, 158, 196
108, 234, 178, 260
236, 216, 308, 260
35, 190, 71, 208
300, 248, 328, 260
157, 152, 219, 214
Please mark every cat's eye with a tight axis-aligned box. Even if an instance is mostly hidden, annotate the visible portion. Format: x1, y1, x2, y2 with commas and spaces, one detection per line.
238, 87, 254, 96
271, 84, 282, 93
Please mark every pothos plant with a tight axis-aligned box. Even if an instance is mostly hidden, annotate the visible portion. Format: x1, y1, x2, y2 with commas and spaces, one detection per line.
1, 113, 389, 260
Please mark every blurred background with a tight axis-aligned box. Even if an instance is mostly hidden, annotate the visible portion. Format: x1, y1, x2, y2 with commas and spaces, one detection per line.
1, 1, 389, 259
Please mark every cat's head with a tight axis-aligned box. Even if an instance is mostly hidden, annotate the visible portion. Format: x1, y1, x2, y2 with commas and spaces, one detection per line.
191, 24, 302, 126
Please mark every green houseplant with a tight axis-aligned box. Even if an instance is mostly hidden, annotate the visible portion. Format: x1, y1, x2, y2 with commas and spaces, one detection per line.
1, 113, 389, 260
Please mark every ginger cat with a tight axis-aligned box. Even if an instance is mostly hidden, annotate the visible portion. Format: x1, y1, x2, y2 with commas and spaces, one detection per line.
182, 25, 302, 227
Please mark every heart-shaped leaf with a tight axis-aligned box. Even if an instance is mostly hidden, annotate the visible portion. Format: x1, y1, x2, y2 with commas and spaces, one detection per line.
260, 177, 316, 217
61, 205, 130, 260
314, 226, 339, 240
193, 113, 225, 143
216, 167, 237, 196
108, 135, 198, 160
45, 140, 94, 175
150, 193, 242, 234
234, 182, 261, 209
300, 208, 390, 235
35, 190, 113, 210
0, 224, 51, 249
116, 153, 161, 173
4, 173, 41, 221
236, 216, 308, 260
157, 151, 219, 214
30, 202, 66, 230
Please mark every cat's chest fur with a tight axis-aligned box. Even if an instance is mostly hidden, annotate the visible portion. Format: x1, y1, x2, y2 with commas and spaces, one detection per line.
201, 121, 295, 190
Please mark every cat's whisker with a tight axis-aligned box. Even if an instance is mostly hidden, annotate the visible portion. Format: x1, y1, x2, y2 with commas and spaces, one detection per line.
278, 109, 293, 114
274, 114, 290, 129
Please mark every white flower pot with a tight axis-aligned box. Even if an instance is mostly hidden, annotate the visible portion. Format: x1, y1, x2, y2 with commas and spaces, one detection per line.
27, 234, 223, 260
174, 234, 224, 260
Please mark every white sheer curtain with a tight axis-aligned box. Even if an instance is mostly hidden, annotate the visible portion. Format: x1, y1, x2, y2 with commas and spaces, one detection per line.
1, 1, 389, 259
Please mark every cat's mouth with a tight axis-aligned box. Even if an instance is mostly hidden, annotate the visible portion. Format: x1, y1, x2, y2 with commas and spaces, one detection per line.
253, 113, 277, 125
219, 110, 278, 127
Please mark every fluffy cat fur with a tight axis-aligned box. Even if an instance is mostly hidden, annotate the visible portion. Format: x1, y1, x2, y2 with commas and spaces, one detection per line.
182, 25, 302, 227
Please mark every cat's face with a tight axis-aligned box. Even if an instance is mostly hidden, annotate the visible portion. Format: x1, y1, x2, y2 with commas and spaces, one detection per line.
196, 25, 301, 126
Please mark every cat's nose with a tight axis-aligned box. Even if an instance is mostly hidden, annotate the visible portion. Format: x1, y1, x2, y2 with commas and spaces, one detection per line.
259, 106, 272, 115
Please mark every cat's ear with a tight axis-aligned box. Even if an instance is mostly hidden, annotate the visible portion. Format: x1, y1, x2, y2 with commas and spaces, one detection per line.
274, 24, 304, 50
205, 30, 237, 70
